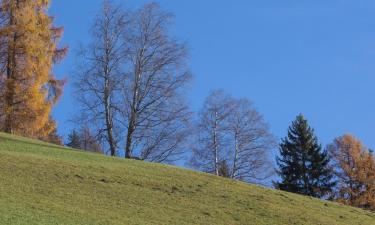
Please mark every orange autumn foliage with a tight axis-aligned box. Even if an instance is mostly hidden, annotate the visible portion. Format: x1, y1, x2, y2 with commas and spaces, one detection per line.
328, 134, 375, 211
0, 0, 66, 141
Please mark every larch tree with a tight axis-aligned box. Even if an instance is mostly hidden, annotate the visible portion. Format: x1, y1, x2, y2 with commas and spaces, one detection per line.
275, 114, 335, 198
0, 0, 66, 140
328, 134, 375, 211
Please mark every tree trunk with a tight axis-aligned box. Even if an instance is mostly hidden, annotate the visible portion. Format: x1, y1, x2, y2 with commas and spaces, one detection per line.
103, 33, 116, 156
213, 112, 219, 176
125, 63, 141, 159
104, 77, 116, 156
4, 0, 18, 134
231, 132, 239, 179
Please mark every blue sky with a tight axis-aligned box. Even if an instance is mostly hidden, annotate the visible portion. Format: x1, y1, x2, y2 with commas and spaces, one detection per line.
50, 0, 375, 150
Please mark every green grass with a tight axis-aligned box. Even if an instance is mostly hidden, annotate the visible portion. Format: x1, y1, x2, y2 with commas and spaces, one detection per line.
0, 132, 374, 225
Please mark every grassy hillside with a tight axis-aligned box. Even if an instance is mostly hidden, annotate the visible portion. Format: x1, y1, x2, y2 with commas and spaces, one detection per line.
0, 133, 374, 225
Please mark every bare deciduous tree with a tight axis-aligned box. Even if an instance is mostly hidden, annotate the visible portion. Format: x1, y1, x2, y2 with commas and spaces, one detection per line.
66, 127, 103, 154
75, 0, 127, 156
227, 98, 275, 181
121, 3, 192, 162
75, 1, 192, 163
190, 90, 234, 175
191, 90, 275, 182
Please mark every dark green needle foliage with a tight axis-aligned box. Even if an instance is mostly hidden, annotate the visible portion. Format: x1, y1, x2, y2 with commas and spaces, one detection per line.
275, 114, 335, 198
66, 130, 81, 149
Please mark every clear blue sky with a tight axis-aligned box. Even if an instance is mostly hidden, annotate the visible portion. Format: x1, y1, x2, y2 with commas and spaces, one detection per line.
50, 0, 375, 150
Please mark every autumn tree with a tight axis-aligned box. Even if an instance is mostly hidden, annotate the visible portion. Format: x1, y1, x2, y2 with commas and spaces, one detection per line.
275, 114, 335, 198
44, 125, 62, 145
191, 90, 275, 182
328, 135, 375, 211
0, 0, 66, 141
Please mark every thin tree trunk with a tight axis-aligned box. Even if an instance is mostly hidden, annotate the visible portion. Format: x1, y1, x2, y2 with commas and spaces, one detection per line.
125, 63, 141, 159
104, 76, 116, 156
231, 132, 239, 179
213, 111, 219, 176
103, 28, 116, 156
125, 115, 135, 158
4, 0, 18, 134
302, 152, 310, 195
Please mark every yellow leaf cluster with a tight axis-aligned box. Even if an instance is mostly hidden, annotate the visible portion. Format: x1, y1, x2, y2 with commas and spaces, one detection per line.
330, 134, 375, 211
0, 0, 66, 141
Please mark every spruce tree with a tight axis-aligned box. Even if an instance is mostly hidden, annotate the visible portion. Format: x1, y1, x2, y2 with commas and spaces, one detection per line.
66, 130, 81, 149
275, 114, 334, 198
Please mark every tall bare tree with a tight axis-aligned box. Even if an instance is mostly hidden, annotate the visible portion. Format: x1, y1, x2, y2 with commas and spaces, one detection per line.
121, 3, 192, 162
75, 2, 191, 162
228, 99, 275, 181
191, 90, 275, 182
190, 90, 234, 175
75, 0, 127, 156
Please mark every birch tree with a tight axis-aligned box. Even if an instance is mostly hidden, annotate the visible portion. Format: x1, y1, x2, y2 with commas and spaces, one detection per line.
121, 3, 192, 162
191, 90, 275, 182
191, 90, 234, 175
228, 99, 275, 181
75, 2, 191, 162
75, 0, 127, 156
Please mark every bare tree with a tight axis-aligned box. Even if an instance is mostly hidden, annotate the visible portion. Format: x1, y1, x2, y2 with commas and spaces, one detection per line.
121, 3, 192, 162
66, 127, 103, 154
75, 0, 128, 156
74, 2, 191, 163
80, 126, 104, 154
191, 90, 275, 182
227, 98, 275, 182
190, 90, 234, 175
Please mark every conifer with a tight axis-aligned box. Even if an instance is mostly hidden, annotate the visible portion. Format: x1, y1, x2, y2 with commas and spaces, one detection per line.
275, 114, 334, 198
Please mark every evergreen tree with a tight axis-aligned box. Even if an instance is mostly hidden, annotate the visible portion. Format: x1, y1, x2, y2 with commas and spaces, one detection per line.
66, 130, 81, 149
275, 114, 334, 198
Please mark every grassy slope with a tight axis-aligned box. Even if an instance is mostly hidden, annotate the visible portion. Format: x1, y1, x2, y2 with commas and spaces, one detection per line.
0, 133, 374, 225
